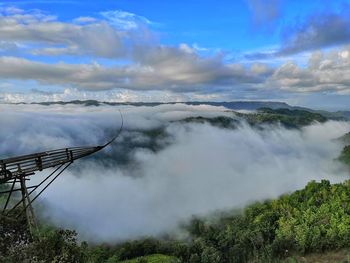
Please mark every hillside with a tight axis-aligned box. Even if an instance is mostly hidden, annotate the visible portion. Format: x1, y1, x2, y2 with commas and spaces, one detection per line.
245, 108, 327, 128
4, 180, 350, 262
181, 108, 329, 129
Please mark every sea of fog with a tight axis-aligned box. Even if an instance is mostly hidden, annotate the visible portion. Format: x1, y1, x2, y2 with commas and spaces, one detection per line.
1, 103, 349, 242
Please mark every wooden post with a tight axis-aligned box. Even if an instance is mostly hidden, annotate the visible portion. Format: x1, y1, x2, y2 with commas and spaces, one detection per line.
19, 175, 37, 236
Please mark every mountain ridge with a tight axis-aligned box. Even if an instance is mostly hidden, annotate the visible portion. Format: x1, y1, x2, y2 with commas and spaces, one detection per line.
6, 100, 349, 120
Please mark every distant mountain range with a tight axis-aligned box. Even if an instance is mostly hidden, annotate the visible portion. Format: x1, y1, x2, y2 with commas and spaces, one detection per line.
11, 99, 300, 109
8, 100, 350, 120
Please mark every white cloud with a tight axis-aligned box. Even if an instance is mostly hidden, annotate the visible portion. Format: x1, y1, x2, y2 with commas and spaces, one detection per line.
0, 88, 192, 103
0, 52, 272, 92
270, 46, 350, 94
100, 10, 153, 30
0, 8, 150, 58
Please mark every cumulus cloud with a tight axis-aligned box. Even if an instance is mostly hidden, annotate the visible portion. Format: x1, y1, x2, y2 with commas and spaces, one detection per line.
1, 104, 349, 242
270, 46, 350, 94
132, 46, 272, 89
0, 56, 130, 90
0, 7, 152, 58
0, 6, 275, 94
0, 52, 273, 92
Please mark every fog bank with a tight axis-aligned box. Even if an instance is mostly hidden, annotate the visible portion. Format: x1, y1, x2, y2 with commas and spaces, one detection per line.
1, 104, 349, 242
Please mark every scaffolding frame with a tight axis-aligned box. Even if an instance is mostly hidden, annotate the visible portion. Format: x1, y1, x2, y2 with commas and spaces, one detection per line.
0, 113, 123, 233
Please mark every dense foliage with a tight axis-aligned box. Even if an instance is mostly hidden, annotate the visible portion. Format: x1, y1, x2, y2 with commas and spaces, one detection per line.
0, 217, 86, 263
178, 180, 350, 262
182, 108, 329, 130
181, 116, 238, 129
244, 108, 328, 128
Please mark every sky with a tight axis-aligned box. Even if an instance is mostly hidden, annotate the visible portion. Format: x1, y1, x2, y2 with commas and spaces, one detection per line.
0, 0, 350, 109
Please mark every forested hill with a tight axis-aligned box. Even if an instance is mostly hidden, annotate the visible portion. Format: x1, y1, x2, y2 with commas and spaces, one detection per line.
182, 108, 329, 129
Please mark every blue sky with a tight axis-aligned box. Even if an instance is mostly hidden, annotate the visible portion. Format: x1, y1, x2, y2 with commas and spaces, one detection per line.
0, 0, 337, 53
0, 0, 350, 109
3, 0, 341, 50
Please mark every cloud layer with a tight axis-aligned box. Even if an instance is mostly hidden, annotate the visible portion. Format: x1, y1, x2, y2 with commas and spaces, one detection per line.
1, 104, 349, 242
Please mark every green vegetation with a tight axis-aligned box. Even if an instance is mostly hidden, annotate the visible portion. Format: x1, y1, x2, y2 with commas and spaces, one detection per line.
87, 126, 170, 167
3, 180, 350, 262
177, 180, 350, 262
0, 216, 86, 263
244, 108, 328, 128
339, 146, 350, 167
181, 116, 238, 129
33, 100, 101, 107
181, 108, 329, 130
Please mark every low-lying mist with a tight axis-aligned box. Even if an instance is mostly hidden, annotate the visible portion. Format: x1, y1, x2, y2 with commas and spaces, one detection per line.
1, 103, 350, 243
